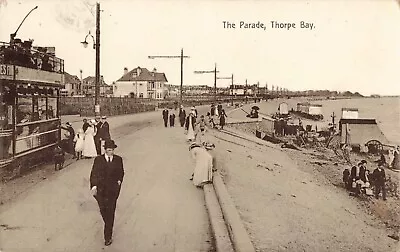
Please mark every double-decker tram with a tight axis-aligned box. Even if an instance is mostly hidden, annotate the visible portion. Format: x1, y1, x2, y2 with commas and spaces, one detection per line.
0, 38, 64, 179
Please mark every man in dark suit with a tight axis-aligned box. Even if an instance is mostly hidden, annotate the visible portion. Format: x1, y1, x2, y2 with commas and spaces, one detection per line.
162, 108, 169, 127
100, 116, 111, 140
82, 118, 90, 132
94, 118, 103, 155
90, 139, 124, 246
373, 162, 386, 200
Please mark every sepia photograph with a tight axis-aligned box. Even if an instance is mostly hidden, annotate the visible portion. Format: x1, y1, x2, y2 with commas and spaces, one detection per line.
0, 0, 399, 251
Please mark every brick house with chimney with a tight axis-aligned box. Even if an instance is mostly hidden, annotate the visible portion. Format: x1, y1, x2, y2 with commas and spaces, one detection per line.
113, 66, 168, 99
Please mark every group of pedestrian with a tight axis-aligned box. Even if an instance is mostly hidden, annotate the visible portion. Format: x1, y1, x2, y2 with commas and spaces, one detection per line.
181, 106, 216, 188
61, 116, 111, 160
342, 160, 387, 200
82, 116, 111, 158
59, 116, 121, 247
210, 103, 227, 130
79, 117, 122, 247
162, 108, 176, 127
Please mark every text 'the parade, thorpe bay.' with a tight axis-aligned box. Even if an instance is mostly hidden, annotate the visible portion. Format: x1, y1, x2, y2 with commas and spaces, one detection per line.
222, 21, 315, 31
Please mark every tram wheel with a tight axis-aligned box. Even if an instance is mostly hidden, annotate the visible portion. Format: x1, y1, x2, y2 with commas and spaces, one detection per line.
365, 140, 383, 155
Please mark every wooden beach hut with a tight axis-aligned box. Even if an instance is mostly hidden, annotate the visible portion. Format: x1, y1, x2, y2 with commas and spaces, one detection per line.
339, 118, 389, 153
278, 102, 289, 115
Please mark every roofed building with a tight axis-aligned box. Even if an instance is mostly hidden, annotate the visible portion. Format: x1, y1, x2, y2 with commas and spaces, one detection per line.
113, 66, 168, 99
62, 72, 82, 96
82, 75, 113, 97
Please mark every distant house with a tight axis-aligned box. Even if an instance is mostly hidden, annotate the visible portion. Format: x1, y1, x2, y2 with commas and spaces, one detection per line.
164, 84, 180, 97
230, 84, 245, 95
113, 67, 168, 99
63, 72, 82, 96
82, 75, 113, 97
184, 85, 213, 95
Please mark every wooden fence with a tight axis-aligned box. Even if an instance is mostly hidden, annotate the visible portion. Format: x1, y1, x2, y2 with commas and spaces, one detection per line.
60, 97, 157, 116
60, 96, 258, 116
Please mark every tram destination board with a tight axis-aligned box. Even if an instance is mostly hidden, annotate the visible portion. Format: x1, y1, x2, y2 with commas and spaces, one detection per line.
0, 64, 14, 80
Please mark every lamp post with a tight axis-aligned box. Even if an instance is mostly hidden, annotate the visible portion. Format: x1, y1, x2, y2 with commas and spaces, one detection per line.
148, 49, 190, 106
10, 6, 38, 44
81, 2, 100, 116
194, 63, 219, 103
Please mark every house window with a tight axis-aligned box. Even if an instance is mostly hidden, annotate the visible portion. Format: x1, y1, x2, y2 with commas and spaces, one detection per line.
139, 93, 143, 98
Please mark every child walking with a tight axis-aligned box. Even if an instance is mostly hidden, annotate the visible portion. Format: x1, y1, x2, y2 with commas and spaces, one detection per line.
197, 115, 208, 144
74, 128, 85, 160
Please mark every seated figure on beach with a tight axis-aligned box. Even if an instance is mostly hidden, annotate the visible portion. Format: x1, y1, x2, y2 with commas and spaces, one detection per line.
246, 109, 258, 118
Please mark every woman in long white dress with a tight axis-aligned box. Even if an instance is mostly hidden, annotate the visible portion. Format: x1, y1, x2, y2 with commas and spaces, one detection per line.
82, 120, 98, 158
186, 112, 196, 142
189, 143, 213, 187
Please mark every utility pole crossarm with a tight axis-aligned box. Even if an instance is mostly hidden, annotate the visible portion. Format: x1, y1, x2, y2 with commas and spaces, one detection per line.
194, 70, 219, 74
194, 64, 219, 103
148, 56, 190, 59
148, 49, 190, 106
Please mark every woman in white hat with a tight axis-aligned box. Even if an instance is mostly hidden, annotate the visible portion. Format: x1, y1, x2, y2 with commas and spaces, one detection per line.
82, 119, 98, 158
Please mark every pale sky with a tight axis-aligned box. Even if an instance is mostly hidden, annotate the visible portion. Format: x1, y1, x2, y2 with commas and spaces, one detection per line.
1, 0, 400, 96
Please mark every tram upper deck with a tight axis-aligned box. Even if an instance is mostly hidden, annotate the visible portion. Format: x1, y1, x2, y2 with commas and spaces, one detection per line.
0, 39, 65, 171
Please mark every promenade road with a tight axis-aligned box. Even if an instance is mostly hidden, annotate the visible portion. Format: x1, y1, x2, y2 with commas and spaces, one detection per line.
0, 108, 213, 252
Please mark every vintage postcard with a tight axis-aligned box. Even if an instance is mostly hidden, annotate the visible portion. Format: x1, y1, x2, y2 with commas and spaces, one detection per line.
0, 1, 399, 251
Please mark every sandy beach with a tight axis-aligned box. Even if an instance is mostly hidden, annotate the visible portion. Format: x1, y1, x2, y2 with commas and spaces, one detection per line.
206, 101, 400, 252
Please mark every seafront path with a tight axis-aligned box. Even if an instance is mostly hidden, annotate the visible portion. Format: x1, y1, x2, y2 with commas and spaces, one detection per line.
0, 106, 215, 252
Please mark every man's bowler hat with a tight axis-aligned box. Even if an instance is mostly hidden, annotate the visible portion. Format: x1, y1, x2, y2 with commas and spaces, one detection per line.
104, 139, 117, 149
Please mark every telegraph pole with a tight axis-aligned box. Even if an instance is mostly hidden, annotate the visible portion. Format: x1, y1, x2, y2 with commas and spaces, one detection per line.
148, 49, 190, 106
231, 74, 234, 106
180, 49, 183, 104
217, 74, 233, 105
214, 63, 217, 102
194, 64, 219, 103
245, 79, 248, 104
95, 2, 100, 116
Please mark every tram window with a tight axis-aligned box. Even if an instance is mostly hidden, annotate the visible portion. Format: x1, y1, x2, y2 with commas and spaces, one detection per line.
47, 98, 57, 119
0, 86, 13, 130
17, 97, 32, 123
38, 97, 47, 120
0, 101, 12, 130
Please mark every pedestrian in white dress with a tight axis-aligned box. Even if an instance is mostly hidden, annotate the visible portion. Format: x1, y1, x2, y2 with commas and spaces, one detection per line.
185, 111, 196, 142
189, 142, 213, 187
83, 120, 98, 158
